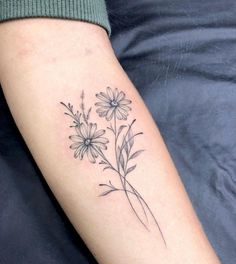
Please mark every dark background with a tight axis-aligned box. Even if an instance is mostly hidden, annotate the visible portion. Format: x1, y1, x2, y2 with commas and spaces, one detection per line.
1, 0, 236, 263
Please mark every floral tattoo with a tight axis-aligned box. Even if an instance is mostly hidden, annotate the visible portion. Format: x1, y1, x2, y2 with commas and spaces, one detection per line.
61, 87, 166, 245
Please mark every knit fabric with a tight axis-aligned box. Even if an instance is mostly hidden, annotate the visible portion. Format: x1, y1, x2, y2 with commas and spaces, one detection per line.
0, 0, 111, 36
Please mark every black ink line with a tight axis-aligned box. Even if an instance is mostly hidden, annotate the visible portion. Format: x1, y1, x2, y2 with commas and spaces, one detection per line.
61, 87, 166, 246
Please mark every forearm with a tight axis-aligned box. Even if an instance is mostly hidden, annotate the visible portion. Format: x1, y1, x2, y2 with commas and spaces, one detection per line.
0, 19, 220, 264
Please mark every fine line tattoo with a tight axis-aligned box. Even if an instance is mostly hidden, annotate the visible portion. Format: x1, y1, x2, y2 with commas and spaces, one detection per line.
61, 87, 166, 245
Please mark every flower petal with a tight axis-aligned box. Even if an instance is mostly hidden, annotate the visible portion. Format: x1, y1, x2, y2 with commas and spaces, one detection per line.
98, 111, 108, 117
95, 102, 111, 107
113, 88, 119, 100
115, 108, 124, 120
69, 135, 83, 142
106, 87, 114, 100
87, 147, 96, 163
96, 93, 110, 103
74, 145, 85, 158
70, 142, 83, 149
74, 149, 80, 158
92, 137, 109, 144
89, 123, 97, 138
119, 99, 132, 105
93, 129, 105, 138
119, 105, 131, 112
96, 107, 108, 113
106, 107, 115, 121
92, 142, 108, 150
75, 127, 83, 138
116, 91, 125, 102
90, 146, 98, 158
79, 123, 88, 138
117, 107, 130, 119
79, 146, 87, 160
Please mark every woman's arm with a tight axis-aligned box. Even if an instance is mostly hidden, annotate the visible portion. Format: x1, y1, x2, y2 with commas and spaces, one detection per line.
0, 19, 220, 264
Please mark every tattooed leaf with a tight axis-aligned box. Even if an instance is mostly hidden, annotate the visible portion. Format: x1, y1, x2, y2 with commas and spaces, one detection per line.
124, 138, 129, 154
80, 90, 85, 100
119, 151, 125, 169
107, 123, 115, 133
126, 165, 137, 174
99, 190, 115, 196
61, 102, 81, 126
129, 150, 145, 160
99, 160, 107, 165
99, 181, 115, 189
107, 127, 114, 132
103, 166, 112, 171
108, 180, 115, 188
82, 113, 87, 124
118, 145, 121, 154
117, 125, 126, 137
99, 183, 109, 187
80, 103, 84, 111
87, 107, 92, 121
128, 128, 134, 148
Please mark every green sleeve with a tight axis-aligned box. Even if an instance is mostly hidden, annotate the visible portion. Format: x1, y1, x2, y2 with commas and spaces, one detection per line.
0, 0, 111, 36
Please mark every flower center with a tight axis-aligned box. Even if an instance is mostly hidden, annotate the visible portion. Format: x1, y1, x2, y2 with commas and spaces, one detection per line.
110, 100, 119, 107
84, 138, 91, 146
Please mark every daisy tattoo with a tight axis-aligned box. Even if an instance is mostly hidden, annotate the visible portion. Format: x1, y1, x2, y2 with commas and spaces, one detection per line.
61, 87, 166, 245
95, 87, 132, 120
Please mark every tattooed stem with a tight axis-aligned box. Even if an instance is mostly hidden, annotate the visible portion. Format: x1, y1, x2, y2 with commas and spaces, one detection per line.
96, 147, 166, 244
120, 173, 149, 230
114, 115, 120, 173
121, 172, 166, 245
96, 148, 149, 230
61, 87, 166, 246
112, 117, 149, 229
60, 102, 81, 126
123, 170, 149, 223
118, 122, 147, 223
98, 148, 166, 245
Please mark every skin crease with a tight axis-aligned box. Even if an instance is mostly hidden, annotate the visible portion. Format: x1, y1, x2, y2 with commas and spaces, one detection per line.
0, 19, 221, 264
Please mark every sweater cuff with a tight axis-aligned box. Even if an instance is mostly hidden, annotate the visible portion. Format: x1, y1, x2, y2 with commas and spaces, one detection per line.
0, 0, 111, 36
